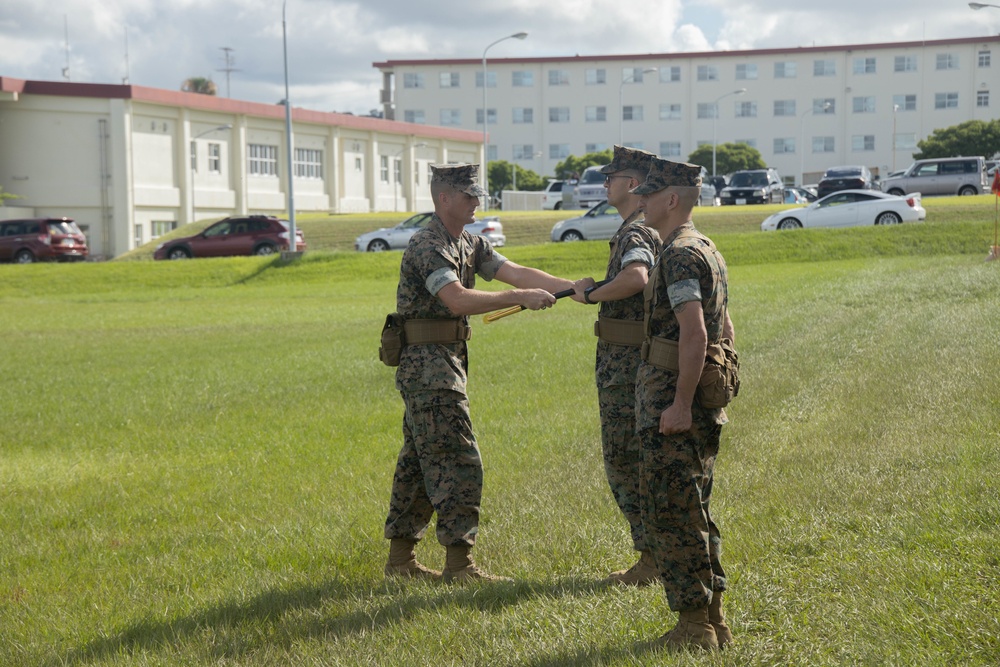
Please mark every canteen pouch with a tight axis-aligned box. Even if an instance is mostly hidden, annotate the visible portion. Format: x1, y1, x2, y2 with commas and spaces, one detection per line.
379, 313, 406, 367
696, 338, 740, 409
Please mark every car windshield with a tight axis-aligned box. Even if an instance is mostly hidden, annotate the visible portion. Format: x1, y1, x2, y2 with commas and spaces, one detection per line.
824, 168, 861, 178
730, 172, 767, 187
399, 214, 431, 229
581, 169, 606, 184
47, 221, 81, 235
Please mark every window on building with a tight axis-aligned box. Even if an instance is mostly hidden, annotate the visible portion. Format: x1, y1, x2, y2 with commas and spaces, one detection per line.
475, 71, 497, 88
895, 133, 917, 150
151, 220, 177, 239
512, 144, 534, 160
622, 67, 648, 83
294, 148, 323, 178
380, 155, 389, 183
394, 158, 401, 184
978, 90, 990, 107
475, 108, 497, 125
585, 68, 606, 85
979, 50, 992, 67
622, 105, 643, 121
774, 138, 796, 154
936, 53, 959, 70
697, 65, 719, 81
206, 143, 221, 173
852, 96, 876, 113
894, 55, 918, 72
134, 224, 143, 249
585, 143, 609, 153
512, 107, 534, 124
486, 145, 498, 161
403, 73, 425, 88
892, 94, 917, 111
774, 61, 797, 78
439, 109, 461, 126
659, 103, 681, 120
248, 143, 278, 176
190, 141, 197, 171
549, 143, 570, 159
439, 72, 459, 88
813, 59, 836, 76
774, 99, 796, 116
697, 103, 717, 119
853, 57, 876, 74
548, 69, 569, 85
813, 98, 836, 114
660, 141, 681, 156
404, 109, 426, 124
659, 66, 681, 82
623, 142, 644, 150
512, 71, 534, 87
355, 157, 362, 172
812, 136, 835, 153
585, 106, 607, 122
934, 92, 959, 109
736, 63, 758, 80
735, 101, 757, 118
736, 138, 758, 148
852, 135, 876, 151
549, 107, 570, 123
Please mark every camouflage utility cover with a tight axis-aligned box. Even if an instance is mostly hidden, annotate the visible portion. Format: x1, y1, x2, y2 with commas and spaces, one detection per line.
600, 145, 656, 175
631, 157, 703, 194
431, 163, 487, 197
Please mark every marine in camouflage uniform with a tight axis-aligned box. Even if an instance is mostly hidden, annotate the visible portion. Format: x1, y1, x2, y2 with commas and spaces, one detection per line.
576, 146, 660, 585
631, 157, 736, 651
383, 163, 573, 583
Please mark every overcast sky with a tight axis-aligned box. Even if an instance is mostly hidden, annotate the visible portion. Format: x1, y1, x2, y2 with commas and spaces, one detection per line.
2, 0, 998, 115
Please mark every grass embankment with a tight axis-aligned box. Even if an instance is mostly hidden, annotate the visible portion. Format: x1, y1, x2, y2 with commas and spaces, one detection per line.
1, 218, 998, 665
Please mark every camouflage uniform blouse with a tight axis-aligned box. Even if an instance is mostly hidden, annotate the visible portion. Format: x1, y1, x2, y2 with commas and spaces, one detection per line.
635, 222, 729, 431
394, 214, 507, 396
596, 210, 660, 389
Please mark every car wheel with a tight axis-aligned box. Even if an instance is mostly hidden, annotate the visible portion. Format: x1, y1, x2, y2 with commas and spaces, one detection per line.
776, 218, 802, 230
958, 185, 978, 196
367, 239, 390, 252
253, 243, 277, 256
553, 202, 562, 210
560, 230, 583, 242
14, 249, 35, 263
886, 188, 905, 197
875, 211, 902, 225
167, 247, 191, 260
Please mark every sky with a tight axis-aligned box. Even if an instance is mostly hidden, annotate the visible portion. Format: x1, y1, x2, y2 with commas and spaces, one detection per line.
1, 0, 998, 116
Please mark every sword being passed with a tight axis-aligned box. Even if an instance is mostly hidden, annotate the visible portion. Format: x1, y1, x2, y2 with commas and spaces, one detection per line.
482, 279, 609, 324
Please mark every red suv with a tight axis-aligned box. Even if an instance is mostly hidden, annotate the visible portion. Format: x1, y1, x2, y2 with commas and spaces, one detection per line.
153, 215, 306, 260
0, 217, 89, 263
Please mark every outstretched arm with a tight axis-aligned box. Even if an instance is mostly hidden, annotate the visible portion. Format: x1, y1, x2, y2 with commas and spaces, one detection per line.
436, 280, 555, 317
495, 261, 575, 294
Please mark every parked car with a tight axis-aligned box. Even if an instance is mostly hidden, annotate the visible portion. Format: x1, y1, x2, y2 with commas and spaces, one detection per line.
760, 190, 925, 231
880, 156, 987, 197
696, 166, 717, 206
0, 217, 88, 263
785, 186, 818, 203
354, 212, 505, 252
817, 165, 876, 198
550, 201, 621, 242
153, 215, 305, 260
541, 180, 566, 210
719, 168, 784, 205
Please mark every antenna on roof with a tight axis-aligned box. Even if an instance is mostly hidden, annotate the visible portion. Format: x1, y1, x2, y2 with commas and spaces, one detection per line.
217, 47, 241, 97
61, 15, 71, 81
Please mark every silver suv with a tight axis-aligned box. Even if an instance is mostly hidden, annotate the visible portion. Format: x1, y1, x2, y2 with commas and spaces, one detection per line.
881, 156, 987, 197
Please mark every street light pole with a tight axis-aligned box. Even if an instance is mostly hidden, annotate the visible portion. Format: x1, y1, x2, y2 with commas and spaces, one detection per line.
282, 1, 297, 253
711, 88, 746, 178
618, 67, 657, 145
481, 31, 527, 211
799, 101, 831, 185
190, 123, 233, 223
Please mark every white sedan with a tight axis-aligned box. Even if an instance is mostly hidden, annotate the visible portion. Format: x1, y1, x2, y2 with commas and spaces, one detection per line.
355, 212, 505, 251
760, 190, 926, 231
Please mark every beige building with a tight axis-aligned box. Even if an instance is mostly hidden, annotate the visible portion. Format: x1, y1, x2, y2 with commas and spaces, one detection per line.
375, 35, 1000, 186
0, 77, 482, 259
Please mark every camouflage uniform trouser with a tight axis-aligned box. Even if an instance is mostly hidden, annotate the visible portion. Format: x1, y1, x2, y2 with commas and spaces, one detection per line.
384, 389, 483, 547
598, 384, 646, 552
639, 411, 727, 611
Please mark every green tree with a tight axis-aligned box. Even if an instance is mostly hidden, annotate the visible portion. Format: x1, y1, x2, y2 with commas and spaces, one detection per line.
554, 149, 614, 180
181, 77, 218, 95
687, 142, 766, 176
488, 161, 545, 193
914, 119, 1000, 160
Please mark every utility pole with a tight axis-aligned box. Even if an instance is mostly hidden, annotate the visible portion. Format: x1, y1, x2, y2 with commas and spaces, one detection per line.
217, 47, 240, 98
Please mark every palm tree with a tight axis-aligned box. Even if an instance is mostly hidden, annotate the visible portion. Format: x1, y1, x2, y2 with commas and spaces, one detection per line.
181, 77, 218, 96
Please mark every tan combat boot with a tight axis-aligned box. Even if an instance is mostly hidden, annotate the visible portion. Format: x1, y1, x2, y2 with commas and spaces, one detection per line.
606, 550, 659, 586
654, 608, 719, 652
384, 538, 441, 580
441, 545, 512, 583
709, 592, 733, 648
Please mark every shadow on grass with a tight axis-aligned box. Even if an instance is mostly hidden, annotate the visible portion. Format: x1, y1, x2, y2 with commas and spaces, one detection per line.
55, 575, 615, 664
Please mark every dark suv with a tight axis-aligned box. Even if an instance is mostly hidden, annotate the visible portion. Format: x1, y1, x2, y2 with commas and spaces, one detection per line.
719, 168, 784, 205
0, 217, 89, 263
153, 215, 306, 260
817, 165, 875, 198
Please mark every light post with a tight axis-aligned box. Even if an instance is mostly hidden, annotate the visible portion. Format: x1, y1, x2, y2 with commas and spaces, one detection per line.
482, 31, 528, 210
711, 88, 746, 178
190, 123, 232, 223
798, 101, 831, 185
619, 67, 657, 145
282, 1, 297, 254
394, 142, 427, 212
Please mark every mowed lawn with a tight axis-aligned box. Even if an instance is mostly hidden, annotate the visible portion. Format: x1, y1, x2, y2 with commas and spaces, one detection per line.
1, 213, 999, 665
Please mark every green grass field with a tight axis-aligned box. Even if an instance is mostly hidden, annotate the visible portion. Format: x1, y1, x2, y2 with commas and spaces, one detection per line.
2, 202, 999, 665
